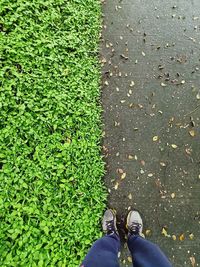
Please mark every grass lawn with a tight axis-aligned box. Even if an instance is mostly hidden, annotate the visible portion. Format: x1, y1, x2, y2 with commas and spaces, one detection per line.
0, 0, 106, 266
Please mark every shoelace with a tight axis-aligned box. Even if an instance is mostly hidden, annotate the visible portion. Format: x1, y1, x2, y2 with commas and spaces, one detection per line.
106, 220, 115, 233
130, 222, 142, 235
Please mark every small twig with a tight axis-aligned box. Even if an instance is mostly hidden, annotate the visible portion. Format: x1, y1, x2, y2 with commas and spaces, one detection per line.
184, 104, 200, 117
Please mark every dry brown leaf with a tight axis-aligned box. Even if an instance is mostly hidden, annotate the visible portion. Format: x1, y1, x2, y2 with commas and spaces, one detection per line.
190, 256, 196, 267
185, 148, 192, 155
118, 168, 124, 174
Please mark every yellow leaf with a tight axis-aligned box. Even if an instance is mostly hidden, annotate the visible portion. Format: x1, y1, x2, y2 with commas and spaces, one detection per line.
145, 229, 151, 236
128, 155, 133, 159
171, 193, 176, 199
189, 130, 195, 137
162, 228, 171, 238
121, 173, 126, 180
128, 193, 132, 200
114, 182, 119, 190
127, 257, 132, 263
172, 235, 176, 241
189, 233, 194, 240
153, 136, 159, 142
179, 233, 185, 241
171, 144, 178, 149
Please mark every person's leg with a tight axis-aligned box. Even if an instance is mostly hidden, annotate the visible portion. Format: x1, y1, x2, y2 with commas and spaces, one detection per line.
126, 210, 172, 267
128, 235, 172, 267
80, 209, 120, 267
81, 233, 120, 267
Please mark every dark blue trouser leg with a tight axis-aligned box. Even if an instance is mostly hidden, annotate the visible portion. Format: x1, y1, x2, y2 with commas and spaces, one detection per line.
128, 235, 172, 267
81, 233, 120, 267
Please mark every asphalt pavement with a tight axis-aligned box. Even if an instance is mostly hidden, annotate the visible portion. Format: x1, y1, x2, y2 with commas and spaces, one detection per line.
101, 0, 200, 266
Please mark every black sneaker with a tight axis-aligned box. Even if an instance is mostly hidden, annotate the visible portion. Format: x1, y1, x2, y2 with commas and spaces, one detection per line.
102, 209, 118, 235
126, 210, 143, 236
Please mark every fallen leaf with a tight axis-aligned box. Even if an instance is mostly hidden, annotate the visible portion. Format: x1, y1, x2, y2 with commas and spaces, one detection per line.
160, 162, 166, 167
121, 173, 126, 180
172, 235, 177, 241
145, 229, 151, 236
189, 130, 195, 137
128, 193, 132, 200
148, 173, 153, 177
190, 256, 196, 267
130, 81, 135, 87
128, 155, 133, 159
127, 257, 132, 263
161, 82, 167, 87
142, 51, 146, 56
185, 148, 192, 155
179, 233, 185, 241
140, 169, 144, 174
196, 92, 200, 100
189, 233, 194, 240
153, 136, 159, 141
171, 192, 176, 199
114, 182, 119, 190
118, 168, 124, 174
171, 144, 178, 149
162, 227, 171, 238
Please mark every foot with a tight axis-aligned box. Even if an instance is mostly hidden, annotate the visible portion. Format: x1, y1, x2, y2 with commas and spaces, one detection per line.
126, 210, 143, 236
102, 209, 118, 235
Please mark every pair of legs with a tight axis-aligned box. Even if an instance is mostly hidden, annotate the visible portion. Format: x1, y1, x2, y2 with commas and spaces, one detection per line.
81, 210, 172, 267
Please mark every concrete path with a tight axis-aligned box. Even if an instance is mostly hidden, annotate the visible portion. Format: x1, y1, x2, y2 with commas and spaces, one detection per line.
101, 0, 200, 266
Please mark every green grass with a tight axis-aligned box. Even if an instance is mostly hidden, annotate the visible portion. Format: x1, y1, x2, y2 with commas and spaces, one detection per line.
0, 0, 106, 266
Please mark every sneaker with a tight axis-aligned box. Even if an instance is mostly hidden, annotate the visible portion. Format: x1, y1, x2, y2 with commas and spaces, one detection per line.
102, 209, 118, 235
126, 210, 143, 236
